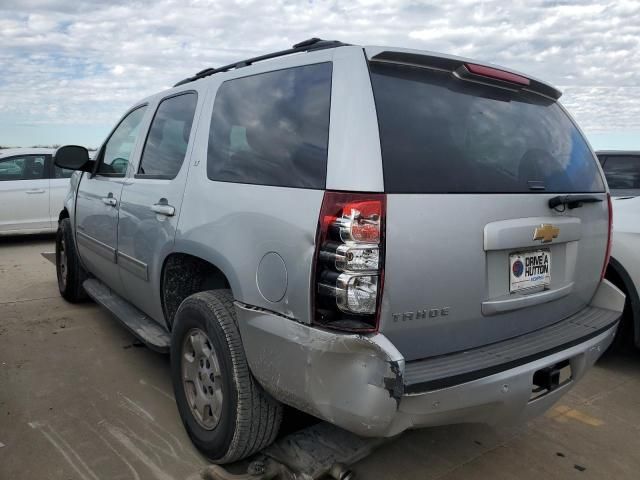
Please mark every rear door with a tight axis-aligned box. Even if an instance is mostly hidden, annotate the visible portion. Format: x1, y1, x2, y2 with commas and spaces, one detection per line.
0, 154, 50, 233
75, 105, 148, 295
367, 54, 608, 361
117, 90, 200, 324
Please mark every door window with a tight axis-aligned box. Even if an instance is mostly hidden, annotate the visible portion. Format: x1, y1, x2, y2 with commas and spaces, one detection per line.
602, 155, 640, 190
0, 155, 47, 181
97, 106, 148, 176
138, 92, 198, 178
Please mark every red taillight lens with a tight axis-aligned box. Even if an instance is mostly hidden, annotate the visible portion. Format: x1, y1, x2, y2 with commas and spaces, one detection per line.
313, 191, 386, 332
341, 200, 382, 243
601, 193, 613, 280
465, 63, 531, 86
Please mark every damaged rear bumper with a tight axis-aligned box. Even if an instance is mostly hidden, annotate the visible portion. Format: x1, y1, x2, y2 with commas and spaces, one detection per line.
234, 280, 624, 438
235, 303, 405, 437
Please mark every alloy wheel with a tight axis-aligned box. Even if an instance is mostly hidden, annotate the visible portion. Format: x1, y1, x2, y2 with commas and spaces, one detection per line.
181, 328, 224, 430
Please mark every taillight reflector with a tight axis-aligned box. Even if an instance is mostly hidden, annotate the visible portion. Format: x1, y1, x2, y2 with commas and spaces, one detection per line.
601, 193, 613, 280
465, 63, 531, 86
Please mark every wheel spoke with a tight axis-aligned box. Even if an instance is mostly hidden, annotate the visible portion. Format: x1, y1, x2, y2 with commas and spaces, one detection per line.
193, 391, 209, 421
209, 352, 221, 376
191, 332, 206, 356
183, 354, 198, 382
210, 387, 223, 421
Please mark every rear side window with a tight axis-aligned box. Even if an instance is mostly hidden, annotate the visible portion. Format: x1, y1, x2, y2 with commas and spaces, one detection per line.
138, 92, 198, 178
207, 62, 332, 189
369, 63, 605, 194
601, 156, 640, 190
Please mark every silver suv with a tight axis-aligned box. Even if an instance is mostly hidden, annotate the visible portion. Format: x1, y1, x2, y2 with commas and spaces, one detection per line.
53, 38, 625, 464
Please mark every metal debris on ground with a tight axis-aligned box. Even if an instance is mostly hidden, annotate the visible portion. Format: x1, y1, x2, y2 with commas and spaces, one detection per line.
201, 422, 389, 480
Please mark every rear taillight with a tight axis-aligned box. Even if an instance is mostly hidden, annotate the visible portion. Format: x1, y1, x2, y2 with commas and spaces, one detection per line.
601, 193, 613, 280
312, 191, 386, 332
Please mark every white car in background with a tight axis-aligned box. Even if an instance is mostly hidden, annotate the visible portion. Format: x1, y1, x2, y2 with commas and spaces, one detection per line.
0, 148, 74, 235
597, 151, 640, 348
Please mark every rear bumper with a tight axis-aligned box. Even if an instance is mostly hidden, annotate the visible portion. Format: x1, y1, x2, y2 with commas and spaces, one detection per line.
390, 326, 615, 436
235, 280, 624, 438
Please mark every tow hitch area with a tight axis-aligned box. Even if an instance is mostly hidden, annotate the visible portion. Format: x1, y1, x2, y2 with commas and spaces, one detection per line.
530, 359, 572, 401
201, 422, 388, 480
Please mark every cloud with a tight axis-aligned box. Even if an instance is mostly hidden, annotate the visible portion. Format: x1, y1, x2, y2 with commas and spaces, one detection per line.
0, 0, 639, 146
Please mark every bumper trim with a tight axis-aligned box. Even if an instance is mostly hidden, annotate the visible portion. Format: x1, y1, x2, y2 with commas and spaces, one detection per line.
404, 305, 620, 394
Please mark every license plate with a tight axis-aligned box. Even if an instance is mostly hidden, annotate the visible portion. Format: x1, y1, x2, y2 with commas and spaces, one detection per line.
509, 250, 551, 293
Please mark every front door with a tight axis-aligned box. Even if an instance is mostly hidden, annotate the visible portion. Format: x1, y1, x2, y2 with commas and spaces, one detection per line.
0, 154, 50, 233
75, 105, 148, 295
117, 91, 200, 325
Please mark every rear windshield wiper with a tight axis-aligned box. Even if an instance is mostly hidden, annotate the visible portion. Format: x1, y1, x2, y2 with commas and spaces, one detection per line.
548, 195, 604, 210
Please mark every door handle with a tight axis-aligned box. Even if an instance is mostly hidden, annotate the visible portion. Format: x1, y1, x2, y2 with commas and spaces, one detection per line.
151, 200, 175, 217
26, 189, 46, 194
102, 193, 117, 207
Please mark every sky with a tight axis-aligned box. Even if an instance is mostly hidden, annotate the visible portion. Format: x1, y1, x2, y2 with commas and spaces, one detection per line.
0, 0, 639, 150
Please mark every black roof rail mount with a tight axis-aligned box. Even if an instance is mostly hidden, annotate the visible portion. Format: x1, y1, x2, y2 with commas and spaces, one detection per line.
174, 38, 349, 87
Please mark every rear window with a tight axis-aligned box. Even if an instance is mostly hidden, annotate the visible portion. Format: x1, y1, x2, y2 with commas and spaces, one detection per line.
601, 155, 640, 190
369, 63, 605, 194
207, 62, 332, 189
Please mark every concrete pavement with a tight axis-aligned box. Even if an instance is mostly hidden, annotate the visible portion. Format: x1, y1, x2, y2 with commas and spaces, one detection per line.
1, 236, 639, 479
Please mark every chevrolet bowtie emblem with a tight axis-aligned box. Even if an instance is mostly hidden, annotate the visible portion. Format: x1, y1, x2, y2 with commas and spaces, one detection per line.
533, 224, 560, 243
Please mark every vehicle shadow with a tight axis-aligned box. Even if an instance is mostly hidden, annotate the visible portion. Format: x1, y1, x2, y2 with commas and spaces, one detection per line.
0, 232, 56, 247
598, 342, 640, 375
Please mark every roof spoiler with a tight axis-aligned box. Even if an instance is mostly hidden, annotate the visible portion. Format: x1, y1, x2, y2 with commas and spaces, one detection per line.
369, 50, 562, 100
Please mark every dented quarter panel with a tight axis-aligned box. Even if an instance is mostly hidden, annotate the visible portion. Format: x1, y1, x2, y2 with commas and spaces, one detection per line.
234, 303, 403, 437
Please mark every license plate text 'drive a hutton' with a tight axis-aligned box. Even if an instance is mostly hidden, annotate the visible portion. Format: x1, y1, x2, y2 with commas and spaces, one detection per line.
509, 250, 551, 293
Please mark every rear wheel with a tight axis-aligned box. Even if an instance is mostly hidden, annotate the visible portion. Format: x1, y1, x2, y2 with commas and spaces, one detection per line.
171, 290, 282, 463
56, 218, 87, 302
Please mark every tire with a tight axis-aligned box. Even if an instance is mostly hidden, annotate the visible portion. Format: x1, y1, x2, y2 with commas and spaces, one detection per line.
605, 267, 636, 353
171, 290, 282, 463
56, 218, 87, 302
609, 300, 635, 352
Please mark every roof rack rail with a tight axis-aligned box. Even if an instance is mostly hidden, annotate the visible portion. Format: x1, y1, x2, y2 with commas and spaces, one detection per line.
174, 38, 349, 87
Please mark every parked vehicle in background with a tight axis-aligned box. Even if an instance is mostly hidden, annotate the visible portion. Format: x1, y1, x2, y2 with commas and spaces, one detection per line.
597, 151, 640, 348
0, 148, 74, 235
53, 39, 624, 464
597, 151, 640, 197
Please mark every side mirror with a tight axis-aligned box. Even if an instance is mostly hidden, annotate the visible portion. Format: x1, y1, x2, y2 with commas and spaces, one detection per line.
54, 145, 93, 172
